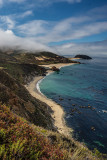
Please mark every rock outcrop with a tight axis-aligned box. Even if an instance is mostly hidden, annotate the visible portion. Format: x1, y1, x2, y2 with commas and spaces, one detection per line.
74, 54, 92, 59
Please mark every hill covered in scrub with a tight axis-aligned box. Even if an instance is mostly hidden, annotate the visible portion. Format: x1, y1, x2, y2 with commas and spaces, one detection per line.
0, 49, 106, 159
0, 69, 55, 130
0, 49, 80, 65
0, 50, 78, 131
0, 50, 80, 83
0, 104, 104, 160
0, 62, 46, 84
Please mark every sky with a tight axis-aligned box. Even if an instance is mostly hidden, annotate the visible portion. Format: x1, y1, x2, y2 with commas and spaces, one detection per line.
0, 0, 107, 55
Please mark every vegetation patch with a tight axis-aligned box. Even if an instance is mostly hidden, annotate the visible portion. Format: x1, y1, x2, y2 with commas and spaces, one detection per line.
0, 104, 68, 160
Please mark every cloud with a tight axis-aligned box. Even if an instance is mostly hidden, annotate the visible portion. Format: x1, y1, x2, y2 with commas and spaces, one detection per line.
0, 16, 15, 30
54, 40, 107, 56
14, 10, 33, 19
20, 11, 33, 18
17, 20, 49, 36
29, 0, 82, 7
8, 0, 25, 3
0, 0, 25, 7
0, 28, 106, 56
0, 29, 53, 51
8, 0, 82, 4
12, 5, 107, 45
16, 15, 107, 45
0, 0, 3, 5
0, 4, 107, 56
0, 0, 82, 8
0, 10, 32, 30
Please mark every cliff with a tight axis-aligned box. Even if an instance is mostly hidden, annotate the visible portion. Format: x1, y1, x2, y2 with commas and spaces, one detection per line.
0, 69, 55, 130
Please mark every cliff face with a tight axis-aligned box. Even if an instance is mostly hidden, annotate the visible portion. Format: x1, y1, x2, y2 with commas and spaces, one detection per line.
0, 62, 46, 84
0, 69, 55, 130
0, 51, 66, 130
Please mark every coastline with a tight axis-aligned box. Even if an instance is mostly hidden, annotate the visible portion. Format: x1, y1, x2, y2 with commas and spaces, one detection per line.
26, 63, 75, 136
39, 62, 77, 69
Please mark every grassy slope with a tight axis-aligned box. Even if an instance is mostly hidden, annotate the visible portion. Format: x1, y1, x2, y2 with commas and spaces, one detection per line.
0, 104, 65, 160
0, 51, 56, 130
0, 51, 17, 62
0, 104, 103, 160
0, 62, 46, 84
0, 70, 55, 130
13, 51, 79, 65
0, 51, 106, 159
0, 50, 79, 84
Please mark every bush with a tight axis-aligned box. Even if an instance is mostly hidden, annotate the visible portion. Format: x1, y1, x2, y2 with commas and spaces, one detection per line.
0, 104, 67, 160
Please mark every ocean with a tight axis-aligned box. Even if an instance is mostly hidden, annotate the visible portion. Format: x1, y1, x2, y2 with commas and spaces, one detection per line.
39, 56, 107, 153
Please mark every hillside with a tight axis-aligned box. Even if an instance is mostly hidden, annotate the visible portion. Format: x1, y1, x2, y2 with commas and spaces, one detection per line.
13, 51, 80, 64
0, 50, 106, 159
0, 49, 80, 64
0, 69, 55, 130
0, 104, 104, 160
0, 51, 17, 62
0, 62, 46, 84
0, 50, 77, 130
0, 50, 80, 85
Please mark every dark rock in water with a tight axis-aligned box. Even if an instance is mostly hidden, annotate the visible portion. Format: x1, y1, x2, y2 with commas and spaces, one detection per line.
71, 108, 78, 113
59, 98, 64, 101
42, 73, 46, 76
91, 126, 95, 131
88, 105, 92, 108
92, 107, 96, 110
78, 111, 82, 114
80, 106, 86, 108
51, 66, 60, 72
70, 113, 74, 115
102, 110, 107, 113
74, 55, 92, 59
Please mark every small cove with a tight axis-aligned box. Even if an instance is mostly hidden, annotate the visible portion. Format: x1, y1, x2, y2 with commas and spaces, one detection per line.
39, 57, 107, 153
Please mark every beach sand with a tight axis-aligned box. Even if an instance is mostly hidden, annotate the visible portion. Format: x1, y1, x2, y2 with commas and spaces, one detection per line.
39, 63, 76, 69
26, 63, 75, 136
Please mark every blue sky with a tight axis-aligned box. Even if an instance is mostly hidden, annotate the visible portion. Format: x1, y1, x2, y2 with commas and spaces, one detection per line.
0, 0, 107, 55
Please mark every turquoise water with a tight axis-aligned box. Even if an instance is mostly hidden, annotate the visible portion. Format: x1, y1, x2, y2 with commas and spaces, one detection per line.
40, 57, 107, 153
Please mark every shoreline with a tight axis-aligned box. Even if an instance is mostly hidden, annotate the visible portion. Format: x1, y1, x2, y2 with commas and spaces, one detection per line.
26, 63, 75, 136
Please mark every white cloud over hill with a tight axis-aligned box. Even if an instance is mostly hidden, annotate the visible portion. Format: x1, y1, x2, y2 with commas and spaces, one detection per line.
0, 1, 107, 56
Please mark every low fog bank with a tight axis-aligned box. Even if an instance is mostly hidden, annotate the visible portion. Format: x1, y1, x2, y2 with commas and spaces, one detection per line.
53, 40, 107, 57
0, 29, 53, 53
0, 29, 107, 57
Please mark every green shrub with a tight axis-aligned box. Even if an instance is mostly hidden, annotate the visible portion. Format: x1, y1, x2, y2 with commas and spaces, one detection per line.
0, 129, 6, 144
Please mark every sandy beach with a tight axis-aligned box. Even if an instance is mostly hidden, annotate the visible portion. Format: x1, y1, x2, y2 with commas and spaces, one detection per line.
39, 63, 76, 69
26, 63, 75, 136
